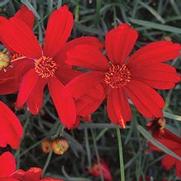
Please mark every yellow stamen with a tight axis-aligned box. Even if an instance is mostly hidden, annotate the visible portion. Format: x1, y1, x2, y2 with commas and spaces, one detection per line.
0, 52, 10, 70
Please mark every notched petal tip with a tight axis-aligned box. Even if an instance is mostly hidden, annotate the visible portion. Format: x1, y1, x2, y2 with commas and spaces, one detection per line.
43, 4, 73, 57
105, 23, 138, 64
15, 5, 35, 29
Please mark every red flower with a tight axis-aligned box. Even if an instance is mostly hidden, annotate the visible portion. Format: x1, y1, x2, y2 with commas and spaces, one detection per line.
66, 24, 181, 127
88, 161, 113, 181
0, 101, 23, 149
149, 127, 181, 178
0, 5, 35, 95
0, 5, 101, 128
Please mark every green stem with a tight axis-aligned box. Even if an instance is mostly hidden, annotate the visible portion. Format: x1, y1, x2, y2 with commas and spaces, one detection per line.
57, 0, 62, 8
42, 150, 53, 177
85, 129, 92, 168
116, 127, 125, 181
15, 111, 30, 168
91, 129, 104, 181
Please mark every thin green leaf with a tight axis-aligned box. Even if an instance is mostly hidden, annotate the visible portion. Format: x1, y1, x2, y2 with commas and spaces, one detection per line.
116, 127, 125, 181
79, 123, 120, 129
139, 2, 165, 23
57, 0, 62, 8
164, 111, 181, 121
129, 18, 181, 34
62, 166, 91, 181
0, 0, 9, 7
84, 129, 92, 168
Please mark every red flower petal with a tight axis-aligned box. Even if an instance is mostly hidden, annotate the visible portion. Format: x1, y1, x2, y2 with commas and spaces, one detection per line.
0, 17, 42, 58
66, 44, 108, 71
0, 101, 23, 149
43, 5, 73, 57
64, 36, 103, 51
107, 88, 131, 127
13, 167, 64, 181
14, 5, 34, 29
55, 36, 103, 66
125, 80, 164, 118
4, 178, 19, 181
105, 23, 138, 64
27, 79, 46, 114
176, 161, 181, 177
65, 71, 104, 99
130, 63, 180, 89
151, 129, 181, 151
16, 69, 38, 108
76, 84, 105, 116
0, 80, 18, 94
22, 167, 42, 181
48, 77, 76, 129
0, 152, 16, 177
149, 128, 181, 178
163, 130, 181, 145
55, 66, 81, 84
12, 169, 25, 179
0, 68, 19, 94
0, 58, 33, 95
13, 167, 42, 181
0, 16, 7, 23
161, 155, 175, 170
128, 41, 181, 68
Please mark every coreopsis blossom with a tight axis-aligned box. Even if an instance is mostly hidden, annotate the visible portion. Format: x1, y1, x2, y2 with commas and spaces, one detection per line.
88, 161, 113, 181
66, 23, 181, 127
0, 5, 34, 95
148, 121, 181, 178
0, 101, 23, 149
0, 5, 101, 128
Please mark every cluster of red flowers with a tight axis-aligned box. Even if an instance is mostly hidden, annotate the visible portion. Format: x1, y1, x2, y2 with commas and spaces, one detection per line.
0, 4, 180, 180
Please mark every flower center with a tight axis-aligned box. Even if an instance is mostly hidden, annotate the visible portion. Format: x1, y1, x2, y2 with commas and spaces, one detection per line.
35, 56, 57, 78
0, 52, 10, 70
104, 63, 131, 88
